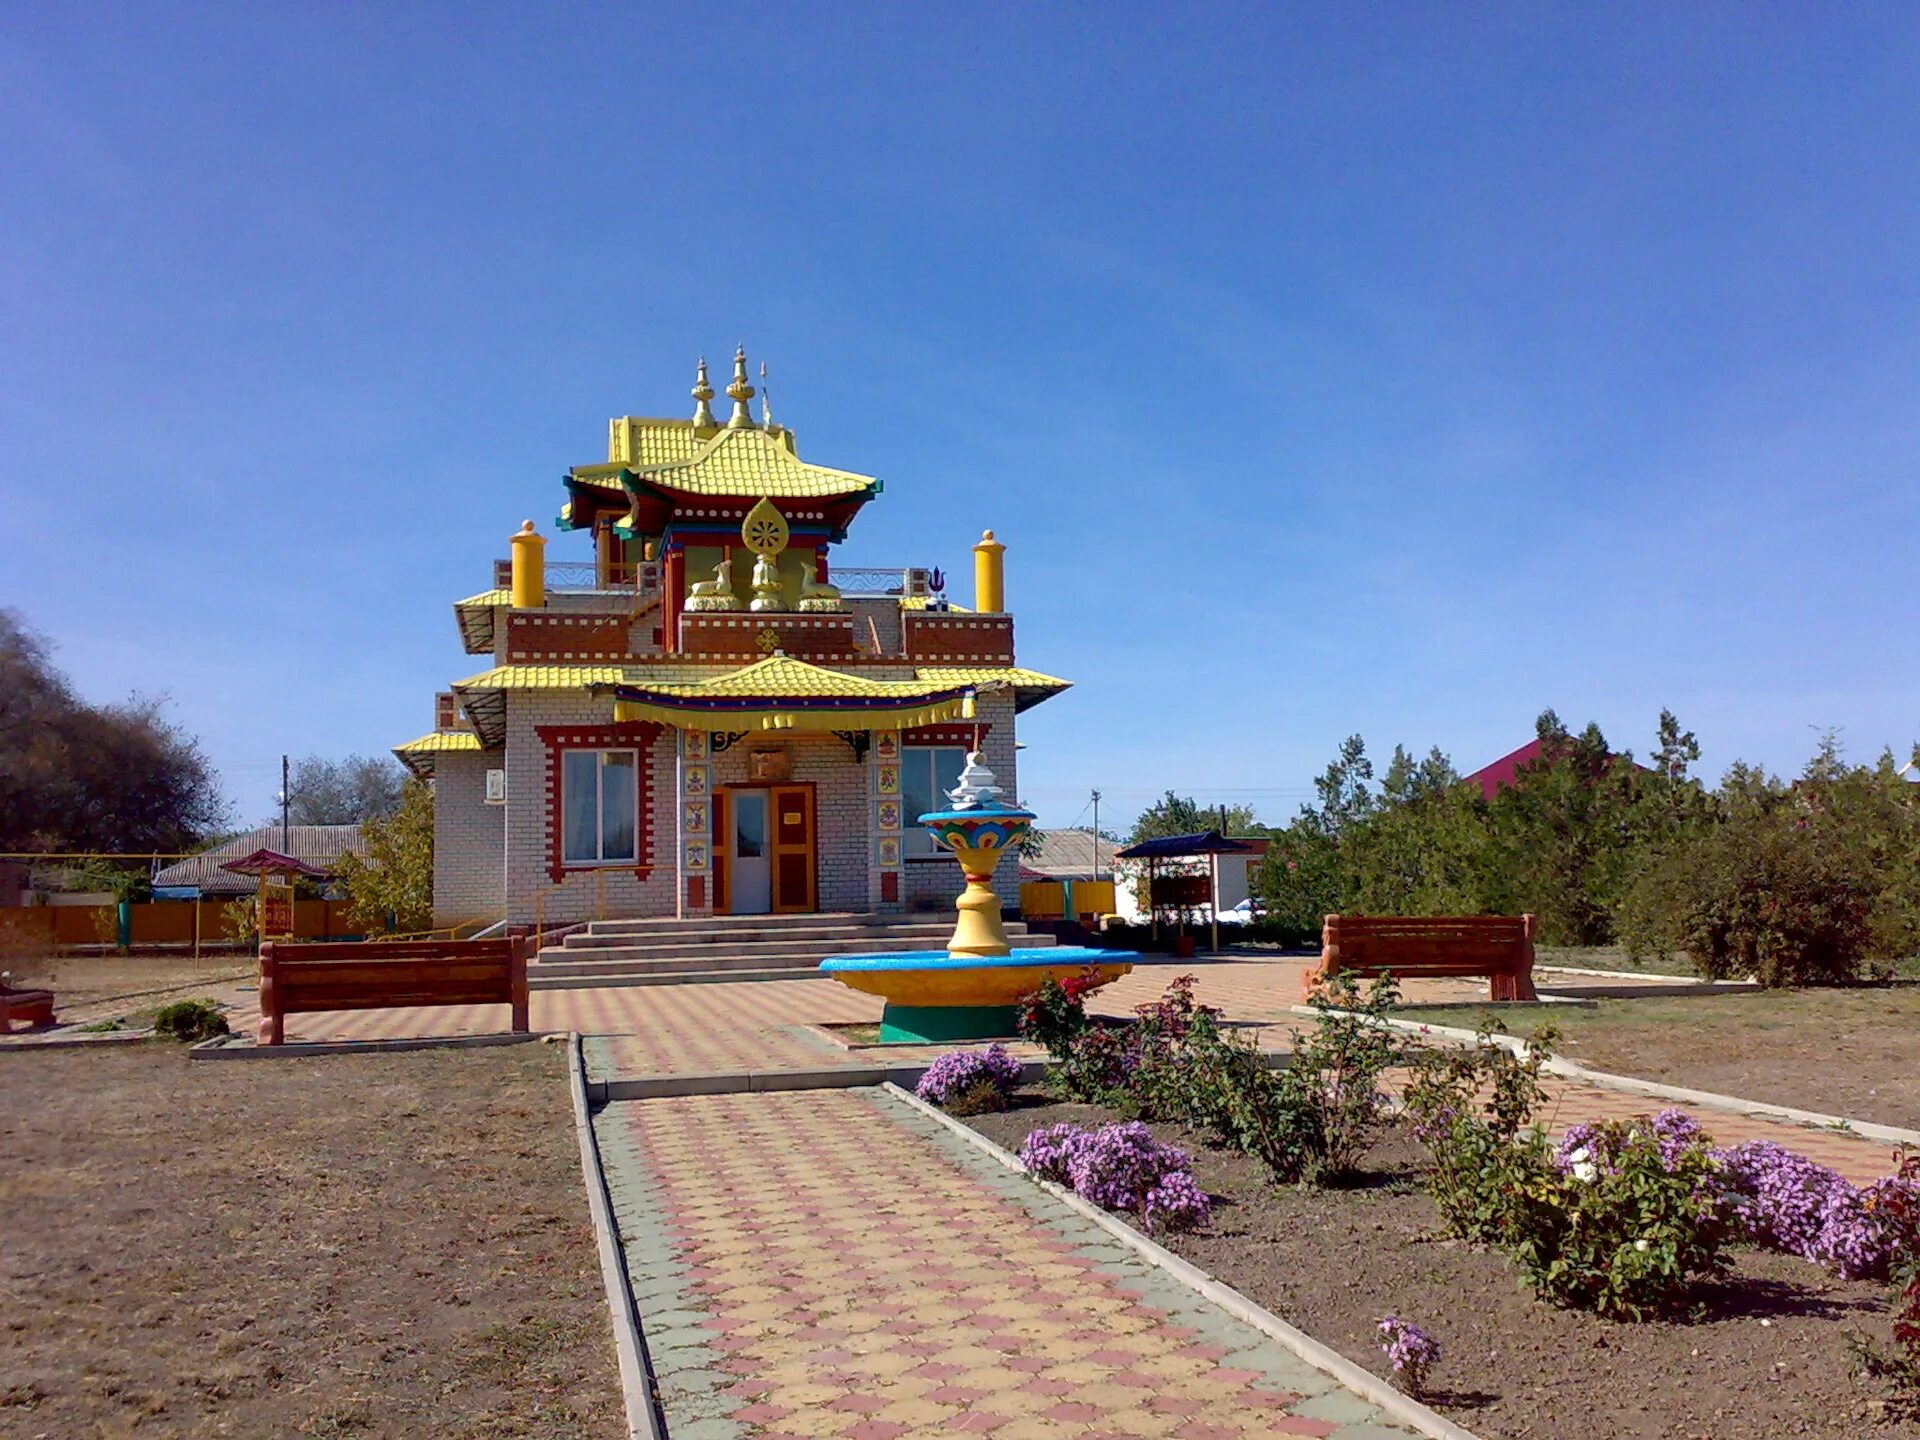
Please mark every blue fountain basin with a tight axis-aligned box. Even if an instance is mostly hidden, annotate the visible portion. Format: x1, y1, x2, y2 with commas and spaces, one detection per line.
818, 946, 1132, 1007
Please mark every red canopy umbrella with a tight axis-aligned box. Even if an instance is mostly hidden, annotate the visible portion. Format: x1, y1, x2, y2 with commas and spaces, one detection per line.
218, 848, 330, 879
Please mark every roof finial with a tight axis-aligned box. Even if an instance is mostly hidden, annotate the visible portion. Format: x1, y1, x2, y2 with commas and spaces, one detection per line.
758, 360, 775, 431
691, 356, 716, 429
726, 343, 755, 428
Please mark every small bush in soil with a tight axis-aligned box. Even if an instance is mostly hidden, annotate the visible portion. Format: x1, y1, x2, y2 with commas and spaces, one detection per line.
1377, 1316, 1441, 1397
1507, 1114, 1731, 1320
1402, 1026, 1557, 1244
1018, 1120, 1212, 1234
1018, 972, 1221, 1115
915, 1046, 1022, 1115
1851, 1266, 1920, 1419
151, 998, 229, 1042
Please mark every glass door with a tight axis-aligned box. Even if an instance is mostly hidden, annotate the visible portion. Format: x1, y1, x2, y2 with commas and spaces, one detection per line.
730, 790, 772, 915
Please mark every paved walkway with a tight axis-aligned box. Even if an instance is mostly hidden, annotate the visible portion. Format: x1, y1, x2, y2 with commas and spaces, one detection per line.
595, 1087, 1421, 1440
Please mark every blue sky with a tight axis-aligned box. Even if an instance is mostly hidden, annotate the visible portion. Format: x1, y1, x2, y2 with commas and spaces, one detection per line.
4, 5, 1917, 832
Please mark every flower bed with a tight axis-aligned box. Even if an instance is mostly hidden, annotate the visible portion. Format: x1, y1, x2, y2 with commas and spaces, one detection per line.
963, 1097, 1920, 1440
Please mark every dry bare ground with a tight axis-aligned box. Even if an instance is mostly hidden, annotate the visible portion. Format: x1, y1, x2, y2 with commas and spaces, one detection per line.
1406, 985, 1920, 1129
0, 1043, 623, 1439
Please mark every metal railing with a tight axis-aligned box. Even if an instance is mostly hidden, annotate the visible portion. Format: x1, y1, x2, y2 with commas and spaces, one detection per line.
832, 566, 945, 598
493, 559, 661, 595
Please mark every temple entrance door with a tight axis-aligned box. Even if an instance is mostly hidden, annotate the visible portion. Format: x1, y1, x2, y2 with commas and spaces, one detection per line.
728, 790, 772, 915
769, 784, 816, 913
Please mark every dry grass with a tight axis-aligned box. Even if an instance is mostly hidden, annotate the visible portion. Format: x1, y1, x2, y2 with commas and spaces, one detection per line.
1404, 985, 1920, 1128
0, 1043, 624, 1439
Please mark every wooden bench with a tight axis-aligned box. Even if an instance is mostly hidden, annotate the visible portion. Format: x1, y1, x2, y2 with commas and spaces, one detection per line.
1305, 914, 1538, 1003
0, 986, 57, 1034
257, 937, 531, 1045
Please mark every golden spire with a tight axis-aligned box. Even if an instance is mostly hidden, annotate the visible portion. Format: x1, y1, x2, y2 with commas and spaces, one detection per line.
726, 343, 756, 428
691, 356, 716, 429
758, 360, 775, 431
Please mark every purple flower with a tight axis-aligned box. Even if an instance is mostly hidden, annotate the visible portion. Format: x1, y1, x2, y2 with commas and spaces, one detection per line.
916, 1045, 1022, 1110
1378, 1316, 1441, 1394
1144, 1171, 1213, 1233
1018, 1120, 1209, 1230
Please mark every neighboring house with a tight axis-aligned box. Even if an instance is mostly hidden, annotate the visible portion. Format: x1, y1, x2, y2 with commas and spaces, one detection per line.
1019, 828, 1113, 883
150, 825, 367, 898
394, 349, 1072, 927
1463, 738, 1641, 802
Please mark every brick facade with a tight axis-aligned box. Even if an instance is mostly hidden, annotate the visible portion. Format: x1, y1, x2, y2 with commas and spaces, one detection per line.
431, 749, 505, 926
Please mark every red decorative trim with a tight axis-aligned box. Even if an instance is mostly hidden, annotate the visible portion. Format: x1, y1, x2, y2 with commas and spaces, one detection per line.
880, 871, 900, 903
900, 724, 991, 747
686, 875, 706, 911
537, 721, 665, 884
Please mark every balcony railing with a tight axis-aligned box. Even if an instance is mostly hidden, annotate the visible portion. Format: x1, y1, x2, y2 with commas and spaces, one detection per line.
833, 566, 945, 599
490, 560, 942, 600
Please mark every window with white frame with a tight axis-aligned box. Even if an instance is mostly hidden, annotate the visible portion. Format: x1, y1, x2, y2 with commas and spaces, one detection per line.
901, 746, 967, 857
561, 749, 637, 863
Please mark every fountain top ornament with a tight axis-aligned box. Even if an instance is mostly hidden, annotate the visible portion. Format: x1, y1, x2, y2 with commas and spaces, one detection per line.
946, 751, 1012, 810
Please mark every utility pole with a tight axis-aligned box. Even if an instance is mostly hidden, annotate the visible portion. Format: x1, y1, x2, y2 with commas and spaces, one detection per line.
281, 755, 291, 854
1091, 789, 1102, 879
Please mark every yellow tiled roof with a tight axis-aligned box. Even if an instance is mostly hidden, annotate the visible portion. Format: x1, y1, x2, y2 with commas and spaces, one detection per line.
395, 732, 485, 753
612, 417, 711, 468
916, 666, 1072, 711
453, 664, 630, 690
629, 425, 877, 500
899, 596, 972, 613
621, 655, 989, 701
392, 730, 488, 779
454, 590, 511, 654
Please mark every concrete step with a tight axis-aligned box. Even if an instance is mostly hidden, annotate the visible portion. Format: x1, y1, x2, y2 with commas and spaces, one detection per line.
558, 920, 966, 950
533, 932, 1060, 979
575, 910, 941, 938
529, 966, 851, 990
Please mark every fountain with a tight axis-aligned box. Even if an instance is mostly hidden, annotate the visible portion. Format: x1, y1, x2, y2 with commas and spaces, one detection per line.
819, 752, 1131, 1042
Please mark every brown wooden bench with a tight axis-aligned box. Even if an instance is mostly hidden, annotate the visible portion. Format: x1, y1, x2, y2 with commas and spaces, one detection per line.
0, 986, 57, 1034
257, 938, 531, 1045
1305, 913, 1538, 1002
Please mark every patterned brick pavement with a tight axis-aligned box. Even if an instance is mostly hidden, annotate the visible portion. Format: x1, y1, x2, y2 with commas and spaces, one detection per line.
595, 1087, 1422, 1440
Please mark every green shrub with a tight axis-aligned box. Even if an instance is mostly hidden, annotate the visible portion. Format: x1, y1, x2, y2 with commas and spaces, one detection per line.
1405, 1032, 1732, 1319
152, 998, 229, 1042
1501, 1119, 1730, 1319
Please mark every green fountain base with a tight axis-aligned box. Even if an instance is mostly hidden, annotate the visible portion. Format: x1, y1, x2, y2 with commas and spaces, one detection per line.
879, 1003, 1023, 1044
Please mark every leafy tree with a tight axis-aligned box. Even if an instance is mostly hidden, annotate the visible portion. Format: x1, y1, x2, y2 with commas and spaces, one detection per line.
333, 779, 434, 933
283, 754, 407, 825
1126, 792, 1258, 845
0, 609, 228, 853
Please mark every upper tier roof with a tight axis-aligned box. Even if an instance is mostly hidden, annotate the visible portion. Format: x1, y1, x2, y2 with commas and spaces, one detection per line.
568, 418, 878, 511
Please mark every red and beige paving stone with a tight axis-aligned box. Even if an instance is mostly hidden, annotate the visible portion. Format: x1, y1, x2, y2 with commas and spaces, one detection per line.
594, 1086, 1423, 1439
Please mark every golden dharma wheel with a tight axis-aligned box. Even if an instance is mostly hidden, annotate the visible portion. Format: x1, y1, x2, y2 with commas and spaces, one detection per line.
742, 495, 789, 556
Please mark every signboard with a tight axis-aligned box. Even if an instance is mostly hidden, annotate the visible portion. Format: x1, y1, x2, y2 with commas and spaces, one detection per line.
260, 876, 296, 939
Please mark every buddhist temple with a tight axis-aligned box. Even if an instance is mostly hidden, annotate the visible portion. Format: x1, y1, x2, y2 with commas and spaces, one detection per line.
395, 349, 1071, 926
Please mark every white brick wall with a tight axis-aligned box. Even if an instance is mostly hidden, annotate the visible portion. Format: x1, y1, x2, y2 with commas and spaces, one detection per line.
503, 692, 677, 925
902, 691, 1020, 913
432, 750, 505, 926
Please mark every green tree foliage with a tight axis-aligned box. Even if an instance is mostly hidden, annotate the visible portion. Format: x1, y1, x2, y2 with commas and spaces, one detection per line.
0, 609, 228, 853
282, 754, 408, 825
1252, 713, 1920, 984
1125, 791, 1259, 845
333, 779, 435, 934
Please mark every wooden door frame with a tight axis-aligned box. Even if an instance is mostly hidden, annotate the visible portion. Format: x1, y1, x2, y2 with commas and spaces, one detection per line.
714, 782, 817, 915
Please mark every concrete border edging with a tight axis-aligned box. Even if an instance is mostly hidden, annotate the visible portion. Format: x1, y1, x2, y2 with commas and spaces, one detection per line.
567, 1033, 667, 1440
186, 1031, 546, 1061
881, 1082, 1483, 1440
1354, 1013, 1920, 1150
594, 1057, 1052, 1102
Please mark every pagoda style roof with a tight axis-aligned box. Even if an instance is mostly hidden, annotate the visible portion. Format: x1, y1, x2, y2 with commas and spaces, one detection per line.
444, 658, 1070, 746
393, 730, 488, 779
596, 655, 987, 733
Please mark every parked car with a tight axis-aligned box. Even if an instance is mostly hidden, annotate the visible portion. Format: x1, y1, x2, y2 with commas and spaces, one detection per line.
1219, 898, 1264, 925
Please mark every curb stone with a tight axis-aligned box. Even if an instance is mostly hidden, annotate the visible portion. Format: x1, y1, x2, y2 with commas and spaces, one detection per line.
567, 1033, 669, 1440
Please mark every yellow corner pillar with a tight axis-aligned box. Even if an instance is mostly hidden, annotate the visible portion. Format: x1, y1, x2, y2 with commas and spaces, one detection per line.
973, 529, 1006, 613
510, 520, 546, 609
